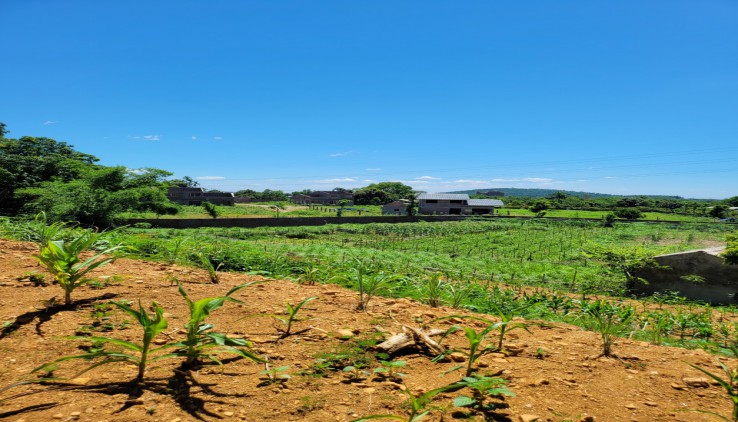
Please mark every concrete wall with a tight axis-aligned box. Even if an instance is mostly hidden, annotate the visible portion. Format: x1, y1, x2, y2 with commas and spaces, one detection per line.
127, 215, 470, 229
632, 248, 738, 305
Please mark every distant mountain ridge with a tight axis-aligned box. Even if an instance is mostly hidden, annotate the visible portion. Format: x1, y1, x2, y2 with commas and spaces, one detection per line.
446, 188, 686, 199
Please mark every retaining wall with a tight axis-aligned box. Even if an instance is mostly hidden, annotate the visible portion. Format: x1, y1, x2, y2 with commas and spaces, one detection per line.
632, 248, 738, 305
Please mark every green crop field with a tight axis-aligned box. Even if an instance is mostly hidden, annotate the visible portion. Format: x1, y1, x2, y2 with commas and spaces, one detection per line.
105, 219, 730, 298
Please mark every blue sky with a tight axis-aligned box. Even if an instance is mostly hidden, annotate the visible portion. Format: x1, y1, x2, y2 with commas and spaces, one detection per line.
2, 1, 736, 199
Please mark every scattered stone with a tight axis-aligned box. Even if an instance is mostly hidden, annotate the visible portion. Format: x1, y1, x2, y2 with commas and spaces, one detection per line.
153, 338, 168, 345
626, 369, 639, 374
579, 416, 595, 422
683, 377, 710, 388
625, 404, 637, 410
449, 352, 466, 362
223, 411, 234, 416
518, 414, 541, 422
68, 377, 91, 385
644, 402, 658, 407
531, 378, 550, 387
53, 415, 64, 420
671, 383, 687, 390
335, 329, 355, 339
363, 388, 376, 394
70, 411, 81, 419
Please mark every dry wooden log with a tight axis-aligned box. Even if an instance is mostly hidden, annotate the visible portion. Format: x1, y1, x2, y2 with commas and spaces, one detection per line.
376, 326, 447, 356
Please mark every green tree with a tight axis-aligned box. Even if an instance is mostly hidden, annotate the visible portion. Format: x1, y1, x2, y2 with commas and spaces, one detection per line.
0, 131, 99, 214
711, 205, 729, 219
529, 199, 550, 215
354, 182, 414, 205
613, 208, 644, 220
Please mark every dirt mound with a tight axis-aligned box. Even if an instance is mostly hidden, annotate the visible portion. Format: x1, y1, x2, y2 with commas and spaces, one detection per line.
0, 239, 732, 421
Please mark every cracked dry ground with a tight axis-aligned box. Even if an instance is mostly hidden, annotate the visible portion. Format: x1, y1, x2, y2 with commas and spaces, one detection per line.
0, 239, 734, 422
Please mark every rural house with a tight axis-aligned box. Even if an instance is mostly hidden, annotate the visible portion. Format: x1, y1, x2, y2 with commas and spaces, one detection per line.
167, 187, 236, 206
417, 193, 504, 215
292, 191, 354, 205
382, 201, 408, 215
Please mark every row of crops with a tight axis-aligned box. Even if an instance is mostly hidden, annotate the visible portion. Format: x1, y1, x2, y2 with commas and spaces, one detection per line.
102, 219, 731, 298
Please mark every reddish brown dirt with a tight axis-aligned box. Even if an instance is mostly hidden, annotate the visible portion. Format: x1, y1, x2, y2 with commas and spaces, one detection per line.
0, 239, 734, 422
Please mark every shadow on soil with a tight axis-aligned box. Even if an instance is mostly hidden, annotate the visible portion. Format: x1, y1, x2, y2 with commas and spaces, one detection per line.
0, 361, 253, 421
0, 293, 118, 340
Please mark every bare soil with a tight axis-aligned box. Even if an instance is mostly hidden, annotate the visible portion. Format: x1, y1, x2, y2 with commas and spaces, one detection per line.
0, 239, 734, 422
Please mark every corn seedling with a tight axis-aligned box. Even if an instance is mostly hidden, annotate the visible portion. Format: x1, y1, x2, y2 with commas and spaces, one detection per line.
254, 296, 317, 338
34, 300, 174, 382
333, 258, 404, 311
259, 360, 290, 385
434, 316, 503, 377
419, 272, 446, 308
198, 252, 223, 284
353, 382, 465, 422
578, 299, 635, 357
171, 281, 262, 365
23, 212, 68, 250
34, 230, 124, 305
343, 364, 371, 381
452, 375, 514, 413
373, 360, 407, 380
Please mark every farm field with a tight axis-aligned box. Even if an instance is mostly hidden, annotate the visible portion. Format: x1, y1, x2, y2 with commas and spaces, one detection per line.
111, 219, 731, 299
1, 219, 738, 421
1, 237, 738, 422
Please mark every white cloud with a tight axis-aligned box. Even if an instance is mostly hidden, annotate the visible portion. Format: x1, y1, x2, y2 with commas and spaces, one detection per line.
415, 176, 441, 180
366, 168, 382, 171
43, 120, 58, 125
604, 176, 617, 179
143, 135, 161, 141
329, 152, 350, 157
191, 136, 197, 140
196, 176, 226, 180
318, 177, 357, 183
454, 179, 489, 184
363, 179, 377, 183
214, 136, 222, 140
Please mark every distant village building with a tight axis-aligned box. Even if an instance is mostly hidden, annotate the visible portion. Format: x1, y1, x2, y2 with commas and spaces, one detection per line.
292, 191, 354, 206
382, 201, 407, 215
418, 193, 504, 215
167, 187, 235, 206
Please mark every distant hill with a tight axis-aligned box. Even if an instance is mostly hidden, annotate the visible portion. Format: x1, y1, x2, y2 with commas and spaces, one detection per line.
446, 188, 685, 199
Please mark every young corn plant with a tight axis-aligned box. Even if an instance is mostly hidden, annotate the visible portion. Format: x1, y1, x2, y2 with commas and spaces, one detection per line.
373, 360, 407, 380
171, 281, 262, 365
197, 252, 223, 284
578, 299, 635, 357
34, 300, 174, 382
333, 258, 404, 311
434, 316, 503, 377
353, 382, 465, 422
419, 272, 446, 308
452, 375, 514, 413
245, 296, 317, 339
34, 230, 124, 305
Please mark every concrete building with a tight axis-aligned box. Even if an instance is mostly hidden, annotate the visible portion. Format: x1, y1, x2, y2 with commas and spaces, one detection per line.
382, 201, 407, 215
292, 191, 354, 206
167, 187, 235, 206
417, 193, 504, 215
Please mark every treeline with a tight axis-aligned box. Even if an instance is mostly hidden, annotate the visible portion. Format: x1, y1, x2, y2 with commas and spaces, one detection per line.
0, 123, 192, 226
475, 191, 737, 217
